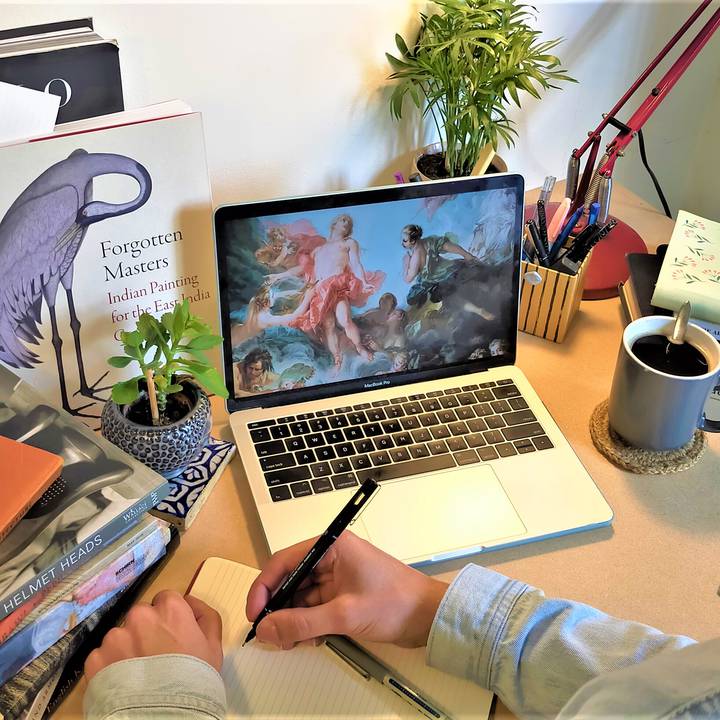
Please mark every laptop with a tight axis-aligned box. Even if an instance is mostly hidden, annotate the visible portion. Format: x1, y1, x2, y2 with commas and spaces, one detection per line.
214, 174, 613, 565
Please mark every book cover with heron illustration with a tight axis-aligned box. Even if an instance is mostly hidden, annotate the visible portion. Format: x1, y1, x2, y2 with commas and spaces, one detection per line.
0, 364, 170, 621
0, 110, 219, 425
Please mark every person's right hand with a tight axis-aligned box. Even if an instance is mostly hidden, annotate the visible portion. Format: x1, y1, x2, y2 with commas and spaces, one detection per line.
245, 531, 448, 651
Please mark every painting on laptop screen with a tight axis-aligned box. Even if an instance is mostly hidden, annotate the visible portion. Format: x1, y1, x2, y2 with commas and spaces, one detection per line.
223, 188, 518, 398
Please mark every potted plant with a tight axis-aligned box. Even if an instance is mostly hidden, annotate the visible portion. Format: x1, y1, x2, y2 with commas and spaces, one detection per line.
101, 300, 228, 479
387, 0, 575, 179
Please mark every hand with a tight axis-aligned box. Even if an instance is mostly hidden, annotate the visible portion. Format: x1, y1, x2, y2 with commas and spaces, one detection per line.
245, 531, 448, 651
84, 591, 223, 680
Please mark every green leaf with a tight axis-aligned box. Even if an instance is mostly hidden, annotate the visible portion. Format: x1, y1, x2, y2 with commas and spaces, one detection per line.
394, 33, 410, 56
107, 355, 134, 369
161, 312, 175, 333
111, 377, 141, 405
174, 359, 212, 375
138, 312, 165, 344
172, 300, 189, 342
192, 369, 229, 399
165, 383, 184, 394
120, 330, 143, 347
185, 334, 223, 351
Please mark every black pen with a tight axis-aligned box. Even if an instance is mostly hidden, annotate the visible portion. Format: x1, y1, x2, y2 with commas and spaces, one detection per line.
527, 219, 548, 266
536, 199, 549, 253
243, 478, 378, 645
556, 219, 617, 274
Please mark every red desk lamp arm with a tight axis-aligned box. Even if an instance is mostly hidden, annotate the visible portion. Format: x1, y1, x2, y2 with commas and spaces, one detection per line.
565, 1, 720, 222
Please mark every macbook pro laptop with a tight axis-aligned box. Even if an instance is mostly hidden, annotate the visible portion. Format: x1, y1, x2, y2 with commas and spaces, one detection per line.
214, 174, 613, 565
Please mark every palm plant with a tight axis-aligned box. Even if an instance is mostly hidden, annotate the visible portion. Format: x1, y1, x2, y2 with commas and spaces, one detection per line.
387, 0, 575, 177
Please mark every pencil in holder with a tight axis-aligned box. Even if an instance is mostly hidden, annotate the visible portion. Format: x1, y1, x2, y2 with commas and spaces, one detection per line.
518, 252, 592, 342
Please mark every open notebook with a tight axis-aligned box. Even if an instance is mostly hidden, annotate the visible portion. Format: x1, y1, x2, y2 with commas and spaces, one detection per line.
190, 558, 493, 720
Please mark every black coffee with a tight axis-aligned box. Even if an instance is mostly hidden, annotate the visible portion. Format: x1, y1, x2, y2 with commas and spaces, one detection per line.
632, 335, 709, 377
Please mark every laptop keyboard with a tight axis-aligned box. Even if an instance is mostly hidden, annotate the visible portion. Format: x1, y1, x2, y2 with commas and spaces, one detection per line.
248, 380, 554, 502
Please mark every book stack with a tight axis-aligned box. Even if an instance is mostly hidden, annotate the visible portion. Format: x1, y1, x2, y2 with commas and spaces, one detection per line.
619, 210, 720, 340
0, 365, 175, 720
0, 18, 124, 123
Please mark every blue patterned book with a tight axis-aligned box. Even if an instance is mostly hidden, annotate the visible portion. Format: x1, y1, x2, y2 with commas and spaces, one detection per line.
151, 438, 235, 530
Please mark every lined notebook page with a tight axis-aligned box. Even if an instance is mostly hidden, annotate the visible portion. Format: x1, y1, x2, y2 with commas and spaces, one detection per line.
190, 557, 492, 720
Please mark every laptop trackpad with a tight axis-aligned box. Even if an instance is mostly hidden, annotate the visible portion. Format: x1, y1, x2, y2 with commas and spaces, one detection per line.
358, 466, 526, 562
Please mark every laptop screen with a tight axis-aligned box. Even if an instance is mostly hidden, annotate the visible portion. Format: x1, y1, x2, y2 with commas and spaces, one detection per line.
215, 175, 524, 411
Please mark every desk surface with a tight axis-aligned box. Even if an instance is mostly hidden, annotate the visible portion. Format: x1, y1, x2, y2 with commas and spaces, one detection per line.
57, 184, 719, 718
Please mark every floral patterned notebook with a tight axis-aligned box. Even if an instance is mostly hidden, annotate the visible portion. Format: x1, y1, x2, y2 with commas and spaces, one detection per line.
151, 438, 236, 530
652, 210, 720, 323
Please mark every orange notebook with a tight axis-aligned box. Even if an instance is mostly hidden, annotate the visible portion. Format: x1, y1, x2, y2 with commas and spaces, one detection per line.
0, 436, 63, 543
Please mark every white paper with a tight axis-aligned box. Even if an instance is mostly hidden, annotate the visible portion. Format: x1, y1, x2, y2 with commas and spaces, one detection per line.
0, 81, 60, 144
191, 557, 493, 720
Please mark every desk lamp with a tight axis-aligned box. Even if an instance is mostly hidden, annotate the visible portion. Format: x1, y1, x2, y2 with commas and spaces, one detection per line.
562, 0, 720, 299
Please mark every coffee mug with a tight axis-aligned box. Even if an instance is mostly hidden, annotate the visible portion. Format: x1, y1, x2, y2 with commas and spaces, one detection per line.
608, 316, 720, 450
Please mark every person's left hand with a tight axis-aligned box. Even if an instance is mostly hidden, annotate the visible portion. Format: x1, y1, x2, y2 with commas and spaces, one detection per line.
84, 591, 223, 680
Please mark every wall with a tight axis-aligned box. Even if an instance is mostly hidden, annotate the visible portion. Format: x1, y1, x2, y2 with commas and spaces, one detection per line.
1, 1, 718, 220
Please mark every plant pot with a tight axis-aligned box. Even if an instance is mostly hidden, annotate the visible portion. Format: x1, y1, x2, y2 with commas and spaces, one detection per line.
101, 379, 211, 479
411, 142, 507, 181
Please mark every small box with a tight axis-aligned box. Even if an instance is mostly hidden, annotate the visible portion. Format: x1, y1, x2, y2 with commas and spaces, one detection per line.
519, 253, 592, 342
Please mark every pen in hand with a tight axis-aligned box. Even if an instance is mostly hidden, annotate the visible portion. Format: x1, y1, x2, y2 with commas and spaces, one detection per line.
243, 478, 378, 646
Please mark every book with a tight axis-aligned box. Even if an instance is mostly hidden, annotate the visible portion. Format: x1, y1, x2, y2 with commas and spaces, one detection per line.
151, 438, 236, 530
0, 527, 178, 720
651, 210, 720, 324
0, 18, 123, 123
0, 596, 115, 720
0, 103, 219, 424
0, 516, 165, 644
40, 525, 180, 719
622, 249, 720, 339
189, 557, 493, 720
0, 364, 170, 621
0, 437, 62, 543
0, 519, 169, 685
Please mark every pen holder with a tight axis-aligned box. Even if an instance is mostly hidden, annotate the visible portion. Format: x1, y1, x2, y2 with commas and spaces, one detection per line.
519, 251, 592, 343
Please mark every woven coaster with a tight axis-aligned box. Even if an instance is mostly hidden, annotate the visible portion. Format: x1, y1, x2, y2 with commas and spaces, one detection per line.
590, 399, 706, 474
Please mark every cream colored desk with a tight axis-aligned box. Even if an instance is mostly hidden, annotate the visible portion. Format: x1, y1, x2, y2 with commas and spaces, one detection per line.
57, 185, 719, 718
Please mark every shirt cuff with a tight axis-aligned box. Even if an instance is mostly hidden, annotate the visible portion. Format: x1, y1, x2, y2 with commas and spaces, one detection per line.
426, 564, 528, 689
84, 654, 227, 720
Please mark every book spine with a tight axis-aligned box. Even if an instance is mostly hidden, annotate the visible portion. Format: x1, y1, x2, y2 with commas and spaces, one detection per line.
0, 591, 121, 720
6, 521, 169, 642
0, 483, 169, 622
42, 527, 180, 718
0, 531, 168, 685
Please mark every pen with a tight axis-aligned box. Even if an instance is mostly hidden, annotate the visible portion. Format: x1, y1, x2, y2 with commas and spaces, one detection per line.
547, 197, 571, 244
587, 201, 600, 227
555, 219, 617, 275
325, 635, 449, 720
527, 219, 548, 266
243, 479, 378, 645
548, 205, 583, 263
531, 175, 556, 221
536, 198, 549, 253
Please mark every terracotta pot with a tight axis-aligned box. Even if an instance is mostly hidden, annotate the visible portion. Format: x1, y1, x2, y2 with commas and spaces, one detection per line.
411, 142, 507, 181
101, 379, 211, 479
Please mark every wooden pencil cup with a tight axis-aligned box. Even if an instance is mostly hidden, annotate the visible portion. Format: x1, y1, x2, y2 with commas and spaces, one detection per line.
519, 253, 592, 342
